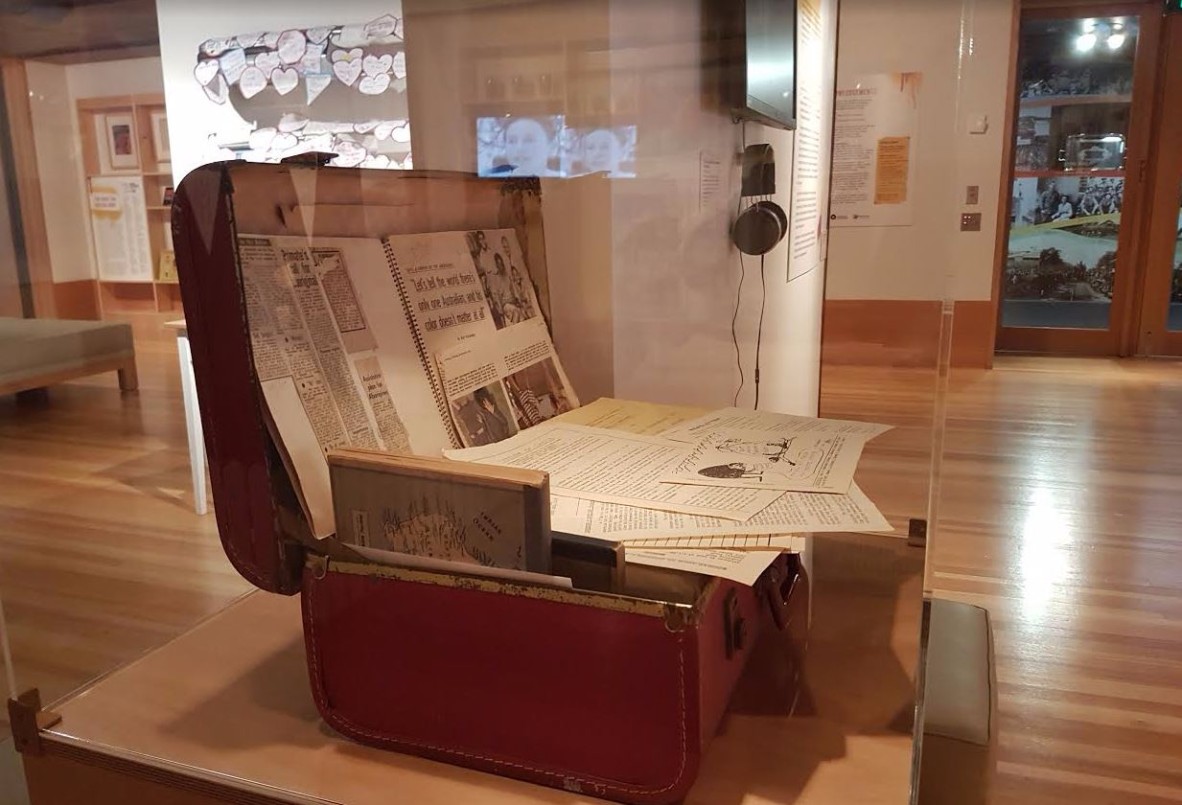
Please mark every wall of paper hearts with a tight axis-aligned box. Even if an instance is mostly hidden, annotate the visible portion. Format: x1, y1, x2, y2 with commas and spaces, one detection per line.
158, 2, 409, 181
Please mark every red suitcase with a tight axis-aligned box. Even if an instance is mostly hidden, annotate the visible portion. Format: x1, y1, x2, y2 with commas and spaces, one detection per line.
173, 160, 806, 804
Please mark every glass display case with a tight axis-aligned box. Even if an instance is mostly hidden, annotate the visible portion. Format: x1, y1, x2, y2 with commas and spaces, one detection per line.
0, 0, 999, 803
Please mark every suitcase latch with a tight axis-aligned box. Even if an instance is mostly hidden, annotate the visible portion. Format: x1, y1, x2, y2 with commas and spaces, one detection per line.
723, 590, 747, 659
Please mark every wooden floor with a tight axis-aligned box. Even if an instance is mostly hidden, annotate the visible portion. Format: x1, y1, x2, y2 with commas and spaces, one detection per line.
0, 336, 252, 716
822, 357, 1182, 805
0, 343, 1180, 803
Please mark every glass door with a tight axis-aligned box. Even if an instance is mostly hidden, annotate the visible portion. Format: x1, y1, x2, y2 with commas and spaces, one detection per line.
1137, 11, 1182, 357
997, 6, 1161, 355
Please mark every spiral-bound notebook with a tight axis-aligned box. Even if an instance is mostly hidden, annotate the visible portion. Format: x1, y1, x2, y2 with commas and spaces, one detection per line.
236, 228, 569, 539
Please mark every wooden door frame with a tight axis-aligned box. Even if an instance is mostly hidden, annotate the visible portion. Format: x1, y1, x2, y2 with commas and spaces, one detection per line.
991, 0, 1165, 356
1136, 12, 1182, 356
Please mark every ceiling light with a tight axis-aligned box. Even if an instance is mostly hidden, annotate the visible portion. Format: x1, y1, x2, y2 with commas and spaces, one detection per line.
1076, 32, 1097, 52
1107, 32, 1126, 50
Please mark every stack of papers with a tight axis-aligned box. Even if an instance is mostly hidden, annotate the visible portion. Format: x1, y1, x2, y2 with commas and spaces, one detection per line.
445, 399, 893, 585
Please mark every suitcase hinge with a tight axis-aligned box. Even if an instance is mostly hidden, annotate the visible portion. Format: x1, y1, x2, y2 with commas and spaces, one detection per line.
307, 554, 329, 580
723, 590, 747, 659
8, 689, 62, 756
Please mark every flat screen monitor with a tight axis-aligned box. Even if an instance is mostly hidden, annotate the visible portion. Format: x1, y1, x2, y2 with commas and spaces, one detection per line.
733, 0, 797, 130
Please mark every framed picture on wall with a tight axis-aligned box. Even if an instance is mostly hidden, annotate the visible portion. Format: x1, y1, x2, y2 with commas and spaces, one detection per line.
103, 113, 139, 170
150, 111, 171, 162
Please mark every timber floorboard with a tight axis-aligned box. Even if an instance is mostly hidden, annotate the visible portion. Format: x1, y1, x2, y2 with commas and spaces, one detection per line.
822, 356, 1182, 805
0, 334, 252, 721
0, 345, 1179, 803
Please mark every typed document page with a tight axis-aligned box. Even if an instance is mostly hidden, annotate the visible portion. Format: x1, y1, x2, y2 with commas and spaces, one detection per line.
446, 425, 783, 521
549, 484, 890, 539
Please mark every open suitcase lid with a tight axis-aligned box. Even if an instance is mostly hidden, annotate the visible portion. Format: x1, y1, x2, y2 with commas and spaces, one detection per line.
172, 161, 548, 594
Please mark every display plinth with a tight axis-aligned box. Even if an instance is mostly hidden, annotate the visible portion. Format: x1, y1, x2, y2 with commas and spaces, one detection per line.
18, 531, 924, 805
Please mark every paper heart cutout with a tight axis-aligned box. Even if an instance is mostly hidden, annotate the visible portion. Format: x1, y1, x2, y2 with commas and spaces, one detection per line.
219, 48, 247, 84
262, 31, 280, 48
362, 54, 392, 77
306, 26, 332, 44
354, 120, 380, 134
254, 51, 281, 74
203, 74, 228, 104
335, 25, 367, 48
331, 47, 362, 63
333, 58, 363, 87
358, 73, 391, 95
391, 77, 407, 93
272, 68, 299, 95
277, 30, 307, 64
332, 141, 368, 167
278, 112, 309, 133
300, 44, 325, 73
235, 32, 262, 48
303, 133, 333, 152
248, 127, 277, 152
362, 154, 392, 169
374, 120, 410, 142
238, 66, 268, 99
400, 152, 413, 169
392, 51, 406, 79
306, 74, 332, 104
201, 38, 229, 56
194, 59, 220, 86
271, 132, 299, 152
364, 15, 397, 40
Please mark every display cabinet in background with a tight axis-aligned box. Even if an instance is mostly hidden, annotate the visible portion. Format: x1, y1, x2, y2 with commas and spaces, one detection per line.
995, 4, 1170, 356
76, 93, 181, 317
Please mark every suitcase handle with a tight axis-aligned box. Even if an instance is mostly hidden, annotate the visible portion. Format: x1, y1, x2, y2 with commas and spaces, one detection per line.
762, 563, 798, 631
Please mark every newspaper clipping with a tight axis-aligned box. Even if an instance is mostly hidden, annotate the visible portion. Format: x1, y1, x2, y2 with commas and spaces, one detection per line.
437, 319, 580, 446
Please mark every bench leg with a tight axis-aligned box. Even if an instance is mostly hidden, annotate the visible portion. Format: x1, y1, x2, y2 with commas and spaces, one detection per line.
118, 358, 139, 392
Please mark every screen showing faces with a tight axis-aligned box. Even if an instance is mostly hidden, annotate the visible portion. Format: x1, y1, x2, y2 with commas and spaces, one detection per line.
476, 116, 637, 178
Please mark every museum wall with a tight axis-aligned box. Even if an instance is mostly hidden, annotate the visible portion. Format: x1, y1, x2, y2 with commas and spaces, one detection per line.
26, 61, 90, 287
823, 0, 1016, 367
605, 0, 834, 414
26, 55, 165, 293
406, 0, 831, 414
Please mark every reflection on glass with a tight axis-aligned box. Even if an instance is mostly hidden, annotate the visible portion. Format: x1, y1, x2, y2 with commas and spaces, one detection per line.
475, 116, 638, 178
1170, 194, 1182, 333
1002, 15, 1138, 330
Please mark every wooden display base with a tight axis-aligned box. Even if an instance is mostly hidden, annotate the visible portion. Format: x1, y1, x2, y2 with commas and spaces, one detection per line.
12, 534, 925, 805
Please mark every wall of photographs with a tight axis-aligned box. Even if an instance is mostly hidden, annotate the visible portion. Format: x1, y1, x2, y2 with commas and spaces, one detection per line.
1001, 15, 1138, 330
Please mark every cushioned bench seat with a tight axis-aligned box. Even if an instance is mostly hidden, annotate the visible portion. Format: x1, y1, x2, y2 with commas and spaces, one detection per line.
0, 317, 137, 396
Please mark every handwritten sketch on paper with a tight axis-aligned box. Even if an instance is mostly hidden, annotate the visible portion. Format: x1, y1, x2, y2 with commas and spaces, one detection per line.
446, 425, 784, 522
660, 430, 864, 494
